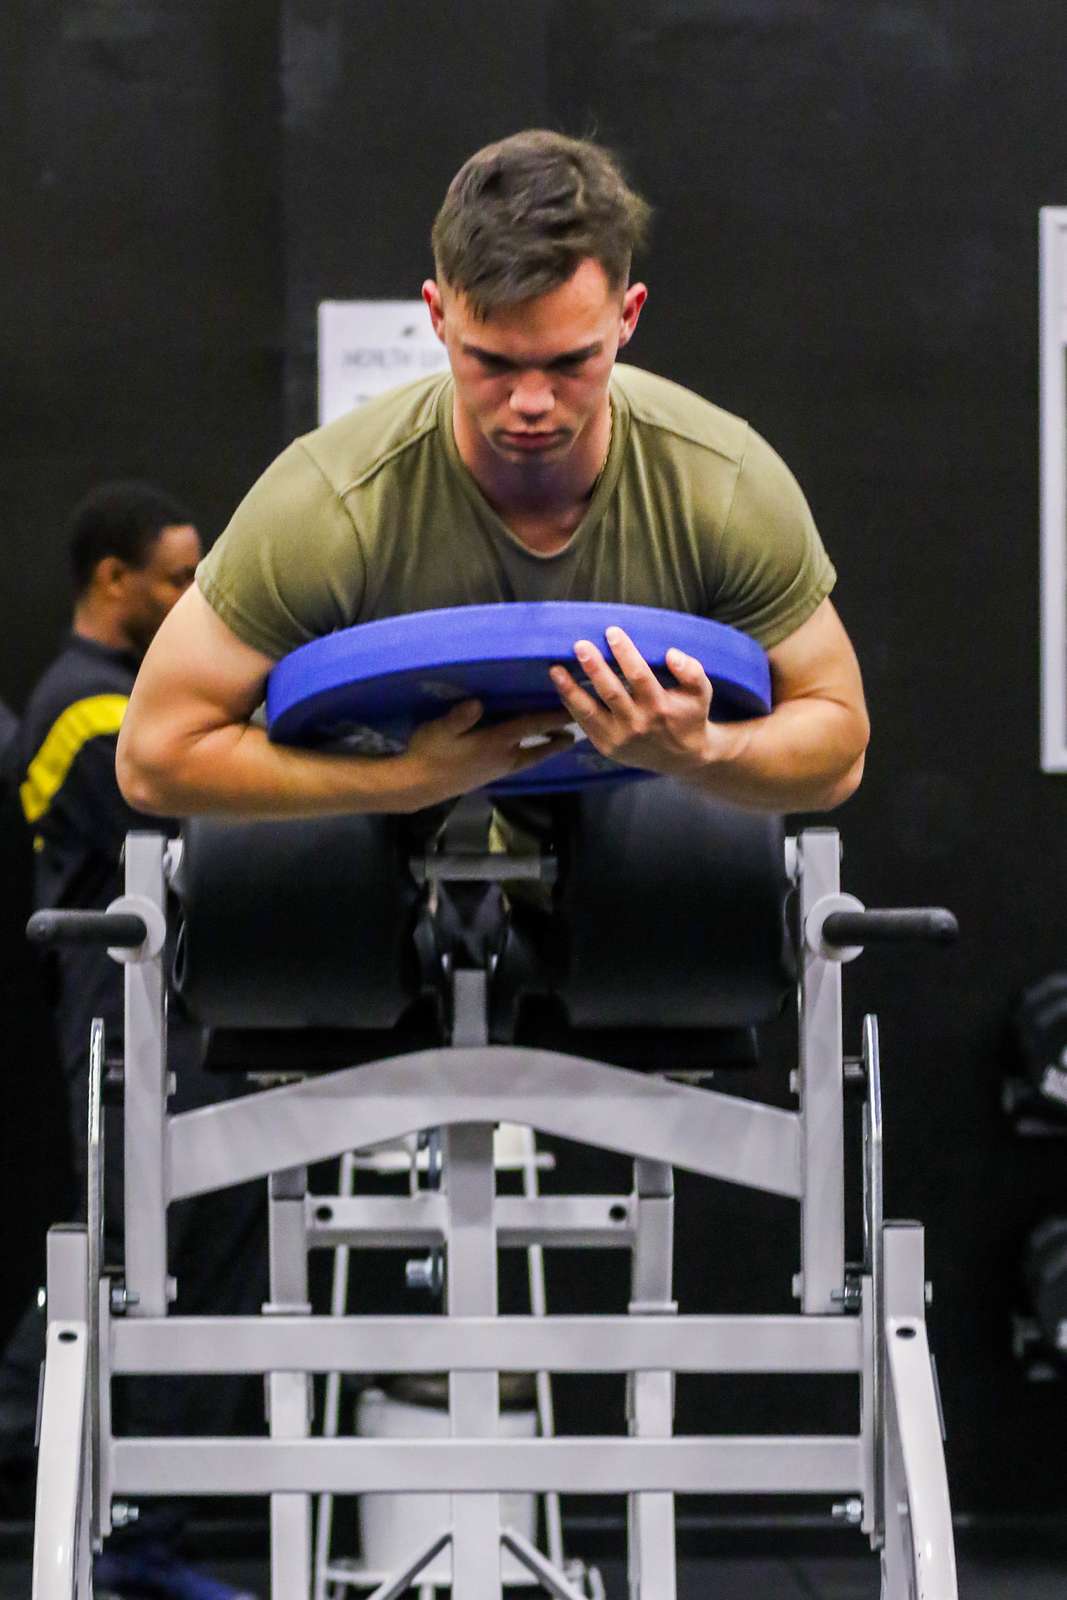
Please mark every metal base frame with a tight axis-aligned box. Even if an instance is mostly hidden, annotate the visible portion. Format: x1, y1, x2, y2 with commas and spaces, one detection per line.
30, 828, 958, 1600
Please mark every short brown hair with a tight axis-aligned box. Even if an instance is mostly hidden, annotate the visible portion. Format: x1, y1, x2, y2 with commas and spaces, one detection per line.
432, 130, 651, 319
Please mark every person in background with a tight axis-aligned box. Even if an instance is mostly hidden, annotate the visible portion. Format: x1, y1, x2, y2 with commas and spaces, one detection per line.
20, 483, 202, 1076
3, 483, 263, 1600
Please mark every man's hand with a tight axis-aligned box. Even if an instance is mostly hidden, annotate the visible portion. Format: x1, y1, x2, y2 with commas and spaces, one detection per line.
548, 601, 868, 812
549, 626, 725, 778
399, 700, 575, 808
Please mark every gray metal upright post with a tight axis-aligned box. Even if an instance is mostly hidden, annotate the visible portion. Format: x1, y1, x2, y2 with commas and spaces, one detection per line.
33, 1227, 91, 1600
313, 1149, 357, 1600
268, 1166, 313, 1600
881, 1224, 958, 1600
627, 1160, 678, 1600
797, 830, 846, 1315
519, 1124, 566, 1574
122, 833, 169, 1318
444, 1123, 502, 1600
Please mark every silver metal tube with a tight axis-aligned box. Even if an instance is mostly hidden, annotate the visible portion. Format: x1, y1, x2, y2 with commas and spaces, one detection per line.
32, 1323, 89, 1600
87, 1019, 105, 1552
411, 853, 556, 884
305, 1192, 636, 1251
110, 1312, 864, 1375
312, 1151, 357, 1600
863, 1015, 885, 1547
519, 1125, 565, 1573
797, 831, 846, 1314
444, 1124, 502, 1600
122, 834, 169, 1317
110, 1435, 865, 1497
167, 1052, 803, 1203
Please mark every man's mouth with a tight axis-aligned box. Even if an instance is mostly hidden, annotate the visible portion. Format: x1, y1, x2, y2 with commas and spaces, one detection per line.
498, 430, 566, 452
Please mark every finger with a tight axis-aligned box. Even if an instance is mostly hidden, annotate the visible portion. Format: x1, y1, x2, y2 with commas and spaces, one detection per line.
572, 639, 632, 711
665, 648, 712, 695
549, 666, 608, 727
436, 698, 483, 733
604, 627, 661, 698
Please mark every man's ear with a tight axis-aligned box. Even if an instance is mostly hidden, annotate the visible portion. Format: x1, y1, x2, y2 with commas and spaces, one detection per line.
618, 281, 648, 349
422, 279, 447, 342
92, 556, 134, 598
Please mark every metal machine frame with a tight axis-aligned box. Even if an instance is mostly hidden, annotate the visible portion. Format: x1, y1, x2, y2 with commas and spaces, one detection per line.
31, 826, 958, 1600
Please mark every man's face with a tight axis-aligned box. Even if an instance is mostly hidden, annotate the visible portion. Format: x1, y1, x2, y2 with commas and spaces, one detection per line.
423, 258, 646, 469
119, 523, 202, 652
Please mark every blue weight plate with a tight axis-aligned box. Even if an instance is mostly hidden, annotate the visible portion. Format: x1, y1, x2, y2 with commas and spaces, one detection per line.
266, 602, 770, 795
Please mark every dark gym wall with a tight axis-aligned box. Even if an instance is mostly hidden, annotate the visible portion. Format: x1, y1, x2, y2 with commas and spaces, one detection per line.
0, 1, 284, 1334
4, 0, 1067, 1524
1, 0, 285, 710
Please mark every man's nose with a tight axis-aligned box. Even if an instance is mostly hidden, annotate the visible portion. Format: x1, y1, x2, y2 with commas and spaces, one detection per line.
509, 372, 554, 418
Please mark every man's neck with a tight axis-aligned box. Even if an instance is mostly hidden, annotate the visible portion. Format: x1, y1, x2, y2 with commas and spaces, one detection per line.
72, 607, 136, 656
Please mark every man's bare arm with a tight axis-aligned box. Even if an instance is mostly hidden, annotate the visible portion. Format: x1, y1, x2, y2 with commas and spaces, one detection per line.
548, 597, 869, 812
698, 598, 869, 810
116, 586, 573, 817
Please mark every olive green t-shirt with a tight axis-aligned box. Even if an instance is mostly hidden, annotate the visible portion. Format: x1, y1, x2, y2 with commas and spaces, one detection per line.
197, 364, 835, 658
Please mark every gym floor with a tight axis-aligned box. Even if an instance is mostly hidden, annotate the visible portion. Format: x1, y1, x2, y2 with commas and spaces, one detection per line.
1, 1547, 1064, 1597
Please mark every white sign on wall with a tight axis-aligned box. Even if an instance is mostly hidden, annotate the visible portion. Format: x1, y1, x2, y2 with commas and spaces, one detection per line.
317, 299, 451, 425
1039, 210, 1067, 771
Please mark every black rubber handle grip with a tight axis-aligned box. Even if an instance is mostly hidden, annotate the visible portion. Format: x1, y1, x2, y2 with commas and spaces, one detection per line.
822, 908, 958, 948
26, 910, 147, 949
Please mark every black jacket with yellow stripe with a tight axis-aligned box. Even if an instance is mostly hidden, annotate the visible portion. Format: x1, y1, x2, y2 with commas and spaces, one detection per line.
18, 635, 173, 1067
19, 634, 148, 915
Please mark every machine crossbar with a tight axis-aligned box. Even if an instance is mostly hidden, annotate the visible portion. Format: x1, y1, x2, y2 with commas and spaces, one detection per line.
166, 1051, 803, 1203
111, 1435, 865, 1496
305, 1193, 638, 1249
109, 1312, 864, 1375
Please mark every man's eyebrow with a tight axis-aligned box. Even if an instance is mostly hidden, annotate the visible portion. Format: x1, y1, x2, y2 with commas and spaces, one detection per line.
461, 341, 603, 368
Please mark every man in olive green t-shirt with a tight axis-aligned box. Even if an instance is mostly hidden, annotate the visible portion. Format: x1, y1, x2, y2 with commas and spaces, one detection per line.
118, 130, 868, 819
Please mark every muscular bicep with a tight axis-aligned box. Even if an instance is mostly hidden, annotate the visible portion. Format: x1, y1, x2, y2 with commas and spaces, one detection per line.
766, 598, 868, 726
118, 586, 277, 795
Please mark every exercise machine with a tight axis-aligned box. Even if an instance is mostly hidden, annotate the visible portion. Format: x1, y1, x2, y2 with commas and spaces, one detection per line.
28, 604, 959, 1599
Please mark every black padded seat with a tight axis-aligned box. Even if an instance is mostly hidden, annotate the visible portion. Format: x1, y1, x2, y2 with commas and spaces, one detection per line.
490, 781, 794, 1067
173, 789, 793, 1076
174, 814, 447, 1071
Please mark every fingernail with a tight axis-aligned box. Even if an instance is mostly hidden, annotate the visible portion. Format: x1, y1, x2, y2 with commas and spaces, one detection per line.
549, 666, 566, 682
606, 627, 622, 643
574, 641, 592, 660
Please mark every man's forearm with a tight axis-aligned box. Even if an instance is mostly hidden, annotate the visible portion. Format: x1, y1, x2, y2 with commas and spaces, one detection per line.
117, 694, 576, 818
688, 697, 868, 813
117, 718, 422, 819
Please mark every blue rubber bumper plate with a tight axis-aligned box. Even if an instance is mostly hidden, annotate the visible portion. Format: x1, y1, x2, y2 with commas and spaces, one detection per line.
266, 602, 771, 795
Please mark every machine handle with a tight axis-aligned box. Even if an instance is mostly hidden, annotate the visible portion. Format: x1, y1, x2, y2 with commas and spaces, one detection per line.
26, 910, 148, 949
822, 908, 958, 949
